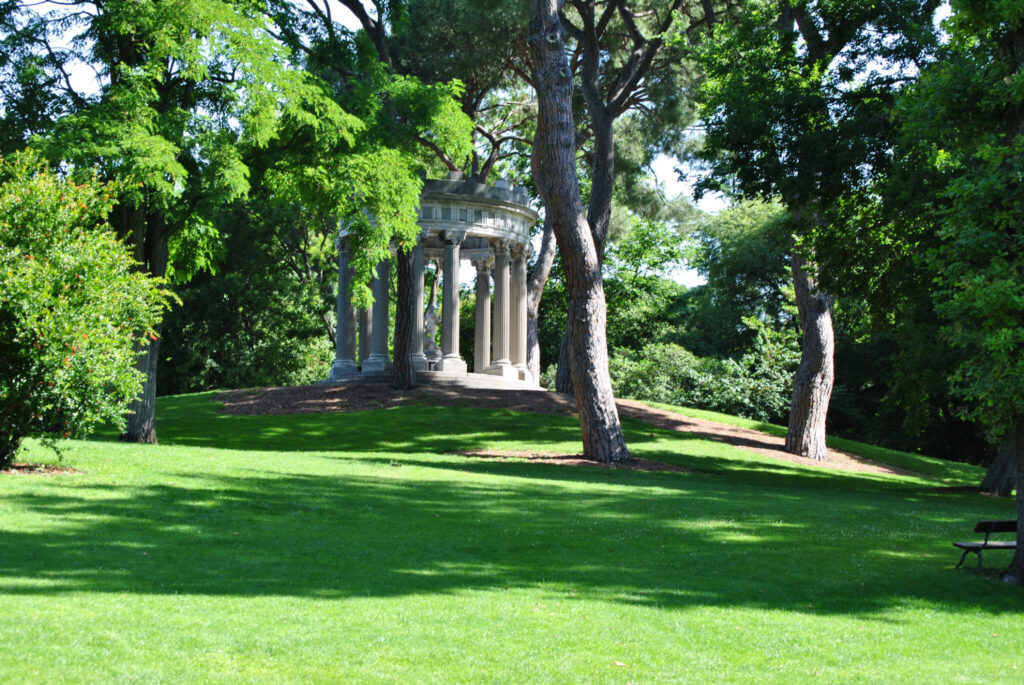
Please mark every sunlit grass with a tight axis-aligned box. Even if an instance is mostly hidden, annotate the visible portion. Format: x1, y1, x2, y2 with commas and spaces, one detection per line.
1, 392, 1020, 684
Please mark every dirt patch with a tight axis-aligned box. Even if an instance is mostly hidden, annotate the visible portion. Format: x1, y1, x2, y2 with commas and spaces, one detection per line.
2, 463, 79, 476
217, 383, 917, 477
454, 449, 699, 474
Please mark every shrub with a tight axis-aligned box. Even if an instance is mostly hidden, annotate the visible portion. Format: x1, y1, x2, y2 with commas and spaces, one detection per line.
609, 320, 799, 423
0, 153, 171, 467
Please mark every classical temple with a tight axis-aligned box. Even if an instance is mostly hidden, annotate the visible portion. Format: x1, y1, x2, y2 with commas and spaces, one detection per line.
328, 173, 540, 388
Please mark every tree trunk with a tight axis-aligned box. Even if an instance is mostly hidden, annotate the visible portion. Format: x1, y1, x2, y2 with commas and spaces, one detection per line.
553, 77, 616, 394
526, 217, 557, 381
121, 211, 169, 444
1005, 415, 1024, 586
785, 246, 835, 462
392, 247, 416, 390
981, 429, 1017, 497
554, 330, 573, 392
121, 332, 161, 444
0, 435, 23, 470
529, 0, 631, 464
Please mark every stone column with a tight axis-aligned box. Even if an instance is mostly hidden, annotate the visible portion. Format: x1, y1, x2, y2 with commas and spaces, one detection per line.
473, 258, 492, 373
410, 243, 428, 371
362, 259, 392, 376
437, 230, 468, 374
510, 243, 532, 383
486, 239, 516, 378
330, 242, 358, 380
358, 308, 372, 367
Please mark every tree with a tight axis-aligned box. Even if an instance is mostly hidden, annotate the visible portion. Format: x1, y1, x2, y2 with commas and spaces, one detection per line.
694, 0, 940, 460
0, 152, 170, 467
2, 0, 358, 442
685, 199, 792, 356
891, 0, 1024, 584
528, 0, 631, 463
269, 0, 474, 390
548, 0, 732, 394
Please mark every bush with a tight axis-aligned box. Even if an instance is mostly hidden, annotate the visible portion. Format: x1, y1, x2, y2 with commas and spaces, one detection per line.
609, 320, 799, 423
0, 153, 170, 467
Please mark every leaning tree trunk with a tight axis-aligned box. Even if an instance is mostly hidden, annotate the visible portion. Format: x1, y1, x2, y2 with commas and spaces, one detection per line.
526, 217, 557, 381
392, 246, 416, 390
121, 211, 169, 444
785, 246, 835, 462
553, 79, 616, 396
981, 429, 1017, 497
529, 0, 631, 464
1005, 415, 1024, 586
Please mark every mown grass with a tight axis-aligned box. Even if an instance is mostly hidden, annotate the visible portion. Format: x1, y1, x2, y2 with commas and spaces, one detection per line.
649, 401, 987, 485
1, 392, 1021, 684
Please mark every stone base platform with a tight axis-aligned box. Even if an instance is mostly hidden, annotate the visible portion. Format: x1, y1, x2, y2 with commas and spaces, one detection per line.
319, 370, 542, 391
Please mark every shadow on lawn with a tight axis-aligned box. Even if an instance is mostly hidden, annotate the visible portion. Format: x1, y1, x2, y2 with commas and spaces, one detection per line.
147, 396, 920, 491
2, 457, 1021, 617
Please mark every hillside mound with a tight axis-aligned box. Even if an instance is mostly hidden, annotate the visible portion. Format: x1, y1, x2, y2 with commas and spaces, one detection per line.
218, 383, 916, 477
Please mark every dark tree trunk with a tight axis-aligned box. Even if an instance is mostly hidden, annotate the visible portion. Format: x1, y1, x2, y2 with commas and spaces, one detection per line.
0, 436, 23, 470
785, 246, 835, 462
529, 0, 631, 464
121, 211, 169, 444
981, 429, 1017, 497
554, 330, 573, 393
122, 332, 161, 444
1005, 415, 1024, 586
526, 217, 557, 381
392, 247, 416, 390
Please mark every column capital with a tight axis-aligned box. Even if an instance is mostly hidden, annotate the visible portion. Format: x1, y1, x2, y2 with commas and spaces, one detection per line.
472, 257, 494, 273
443, 228, 467, 245
491, 238, 511, 256
510, 242, 531, 260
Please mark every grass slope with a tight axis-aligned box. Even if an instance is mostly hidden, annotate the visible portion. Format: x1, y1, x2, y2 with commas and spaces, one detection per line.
1, 392, 1020, 684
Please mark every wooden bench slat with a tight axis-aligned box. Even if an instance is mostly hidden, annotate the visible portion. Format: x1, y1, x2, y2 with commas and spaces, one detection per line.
954, 541, 1017, 550
974, 520, 1017, 534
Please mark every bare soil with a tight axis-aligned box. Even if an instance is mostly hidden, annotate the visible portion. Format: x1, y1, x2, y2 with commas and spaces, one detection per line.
218, 383, 919, 477
2, 463, 79, 476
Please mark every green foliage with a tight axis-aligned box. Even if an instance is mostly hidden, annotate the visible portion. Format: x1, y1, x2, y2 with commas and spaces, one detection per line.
610, 319, 799, 423
694, 0, 940, 209
896, 2, 1024, 433
157, 203, 332, 395
0, 152, 170, 466
683, 199, 794, 356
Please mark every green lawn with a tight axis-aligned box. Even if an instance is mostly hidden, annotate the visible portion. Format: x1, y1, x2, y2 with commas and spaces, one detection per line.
1, 392, 1021, 684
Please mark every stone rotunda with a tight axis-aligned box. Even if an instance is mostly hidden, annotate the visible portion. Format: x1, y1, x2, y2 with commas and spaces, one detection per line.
328, 173, 540, 388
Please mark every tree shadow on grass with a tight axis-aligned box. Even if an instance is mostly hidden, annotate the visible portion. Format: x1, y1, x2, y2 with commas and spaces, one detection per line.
1, 460, 1021, 618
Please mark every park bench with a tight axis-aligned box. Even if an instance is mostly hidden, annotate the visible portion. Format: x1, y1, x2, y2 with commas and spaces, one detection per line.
953, 520, 1017, 570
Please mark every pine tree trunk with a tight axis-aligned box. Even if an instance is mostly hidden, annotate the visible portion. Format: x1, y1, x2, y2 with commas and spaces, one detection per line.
785, 246, 835, 462
121, 211, 169, 444
392, 247, 416, 390
526, 217, 557, 381
981, 429, 1017, 497
553, 81, 615, 394
1005, 415, 1024, 586
529, 0, 631, 464
554, 330, 573, 392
